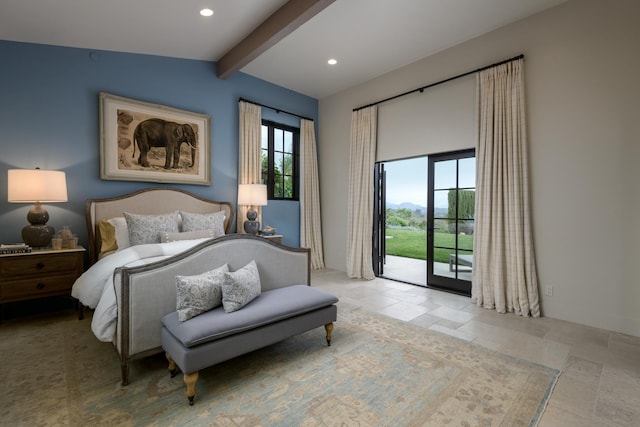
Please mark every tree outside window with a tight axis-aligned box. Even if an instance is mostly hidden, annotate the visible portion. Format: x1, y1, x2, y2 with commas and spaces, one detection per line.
261, 120, 299, 200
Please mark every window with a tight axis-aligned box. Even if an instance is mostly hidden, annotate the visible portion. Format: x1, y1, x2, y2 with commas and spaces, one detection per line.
261, 120, 299, 200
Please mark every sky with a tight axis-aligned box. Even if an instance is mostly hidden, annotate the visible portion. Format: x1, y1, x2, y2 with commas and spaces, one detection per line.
384, 156, 475, 208
384, 157, 428, 206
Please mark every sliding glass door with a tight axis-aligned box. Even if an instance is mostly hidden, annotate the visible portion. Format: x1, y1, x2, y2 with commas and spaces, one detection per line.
373, 162, 386, 277
373, 157, 428, 285
427, 149, 475, 295
373, 151, 474, 295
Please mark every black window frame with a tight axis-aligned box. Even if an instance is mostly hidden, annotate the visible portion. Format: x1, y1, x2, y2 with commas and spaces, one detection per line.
261, 119, 300, 201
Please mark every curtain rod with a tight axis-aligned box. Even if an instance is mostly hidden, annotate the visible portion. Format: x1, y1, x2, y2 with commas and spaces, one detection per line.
239, 97, 313, 122
353, 54, 524, 112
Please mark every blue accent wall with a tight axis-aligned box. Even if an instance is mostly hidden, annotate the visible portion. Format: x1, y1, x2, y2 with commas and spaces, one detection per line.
0, 40, 317, 249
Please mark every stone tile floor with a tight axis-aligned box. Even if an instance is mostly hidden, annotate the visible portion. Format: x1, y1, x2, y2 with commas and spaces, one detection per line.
312, 269, 640, 427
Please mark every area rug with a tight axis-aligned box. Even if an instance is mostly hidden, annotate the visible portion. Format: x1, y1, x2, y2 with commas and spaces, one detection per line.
1, 305, 558, 426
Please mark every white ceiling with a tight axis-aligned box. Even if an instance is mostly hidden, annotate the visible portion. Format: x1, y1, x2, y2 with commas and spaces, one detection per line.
0, 0, 566, 99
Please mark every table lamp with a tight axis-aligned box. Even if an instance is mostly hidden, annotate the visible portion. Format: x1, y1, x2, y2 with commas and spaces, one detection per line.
237, 184, 267, 234
7, 168, 68, 247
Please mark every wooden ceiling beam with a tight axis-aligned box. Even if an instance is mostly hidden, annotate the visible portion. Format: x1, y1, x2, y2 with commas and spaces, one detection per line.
216, 0, 335, 80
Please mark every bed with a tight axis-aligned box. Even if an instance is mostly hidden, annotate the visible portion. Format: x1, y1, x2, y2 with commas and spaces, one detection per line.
72, 187, 234, 384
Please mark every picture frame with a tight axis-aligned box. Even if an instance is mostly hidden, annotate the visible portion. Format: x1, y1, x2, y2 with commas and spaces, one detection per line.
99, 92, 211, 185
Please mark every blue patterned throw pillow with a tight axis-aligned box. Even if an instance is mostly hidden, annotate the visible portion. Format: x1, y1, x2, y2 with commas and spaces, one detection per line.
221, 260, 261, 313
180, 211, 225, 236
123, 211, 180, 246
176, 264, 229, 321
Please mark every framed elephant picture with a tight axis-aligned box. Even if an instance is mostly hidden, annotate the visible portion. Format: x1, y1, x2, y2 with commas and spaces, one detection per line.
99, 92, 211, 185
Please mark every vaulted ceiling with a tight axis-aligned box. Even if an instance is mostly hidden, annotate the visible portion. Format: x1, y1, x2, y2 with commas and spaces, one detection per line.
0, 0, 566, 98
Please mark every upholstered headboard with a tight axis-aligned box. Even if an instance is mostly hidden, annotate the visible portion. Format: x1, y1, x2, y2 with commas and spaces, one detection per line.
85, 187, 234, 264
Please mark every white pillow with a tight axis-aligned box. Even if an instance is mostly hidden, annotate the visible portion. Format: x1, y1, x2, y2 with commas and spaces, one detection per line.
221, 260, 261, 313
107, 217, 130, 250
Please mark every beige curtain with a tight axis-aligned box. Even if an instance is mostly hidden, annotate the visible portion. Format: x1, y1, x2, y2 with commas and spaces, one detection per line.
347, 106, 377, 279
237, 101, 262, 233
300, 119, 325, 269
472, 58, 540, 317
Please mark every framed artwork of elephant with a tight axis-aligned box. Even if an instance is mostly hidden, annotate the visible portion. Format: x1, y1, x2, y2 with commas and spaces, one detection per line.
99, 92, 211, 185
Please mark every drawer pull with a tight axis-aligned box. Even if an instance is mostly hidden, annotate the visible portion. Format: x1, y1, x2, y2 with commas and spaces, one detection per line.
36, 283, 45, 290
36, 262, 45, 270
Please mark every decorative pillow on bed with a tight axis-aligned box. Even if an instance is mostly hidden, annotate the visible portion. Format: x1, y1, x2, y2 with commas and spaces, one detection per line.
160, 229, 217, 243
180, 211, 225, 236
123, 211, 180, 246
96, 217, 130, 258
176, 264, 229, 322
97, 219, 118, 254
221, 260, 261, 313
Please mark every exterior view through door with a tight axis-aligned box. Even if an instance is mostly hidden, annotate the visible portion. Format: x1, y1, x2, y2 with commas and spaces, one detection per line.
374, 149, 475, 295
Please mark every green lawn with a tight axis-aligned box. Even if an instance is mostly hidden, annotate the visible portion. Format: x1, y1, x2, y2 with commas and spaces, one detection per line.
385, 228, 473, 264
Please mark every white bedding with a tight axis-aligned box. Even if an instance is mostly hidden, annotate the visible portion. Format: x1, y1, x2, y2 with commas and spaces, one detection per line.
71, 239, 209, 342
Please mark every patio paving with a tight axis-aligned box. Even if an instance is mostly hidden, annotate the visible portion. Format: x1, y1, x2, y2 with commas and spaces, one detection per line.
382, 255, 472, 286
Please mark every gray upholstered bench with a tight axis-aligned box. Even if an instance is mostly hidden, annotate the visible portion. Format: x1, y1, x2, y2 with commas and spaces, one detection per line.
161, 284, 338, 405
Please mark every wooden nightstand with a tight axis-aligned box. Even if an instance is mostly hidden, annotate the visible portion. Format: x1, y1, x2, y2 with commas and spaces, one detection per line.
0, 246, 85, 319
261, 234, 282, 244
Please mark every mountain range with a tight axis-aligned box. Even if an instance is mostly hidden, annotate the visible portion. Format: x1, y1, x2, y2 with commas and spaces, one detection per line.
386, 202, 426, 212
387, 202, 450, 217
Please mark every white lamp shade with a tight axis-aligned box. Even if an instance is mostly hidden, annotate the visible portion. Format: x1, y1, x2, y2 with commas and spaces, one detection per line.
7, 169, 68, 203
237, 184, 267, 206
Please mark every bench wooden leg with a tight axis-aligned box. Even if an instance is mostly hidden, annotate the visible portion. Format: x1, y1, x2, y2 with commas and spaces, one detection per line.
324, 323, 334, 346
165, 352, 178, 378
184, 371, 199, 406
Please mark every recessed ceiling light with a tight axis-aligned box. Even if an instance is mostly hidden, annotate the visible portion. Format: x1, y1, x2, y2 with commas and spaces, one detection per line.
200, 8, 214, 17
328, 58, 338, 65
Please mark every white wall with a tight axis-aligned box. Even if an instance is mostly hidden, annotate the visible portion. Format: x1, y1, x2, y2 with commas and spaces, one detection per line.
318, 0, 640, 336
377, 76, 475, 161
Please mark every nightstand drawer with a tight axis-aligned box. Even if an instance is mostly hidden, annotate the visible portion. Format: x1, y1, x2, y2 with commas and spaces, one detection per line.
0, 253, 81, 278
0, 274, 79, 302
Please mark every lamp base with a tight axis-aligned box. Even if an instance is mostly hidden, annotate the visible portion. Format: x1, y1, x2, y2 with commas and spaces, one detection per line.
243, 207, 260, 234
22, 224, 54, 248
22, 202, 54, 247
243, 220, 260, 235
